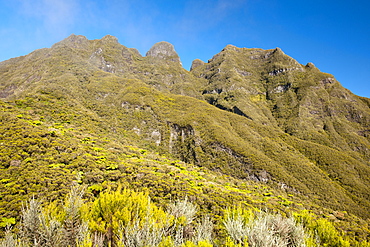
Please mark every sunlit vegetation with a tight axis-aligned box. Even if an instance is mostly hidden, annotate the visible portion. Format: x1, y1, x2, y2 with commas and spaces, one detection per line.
0, 35, 370, 244
1, 186, 369, 246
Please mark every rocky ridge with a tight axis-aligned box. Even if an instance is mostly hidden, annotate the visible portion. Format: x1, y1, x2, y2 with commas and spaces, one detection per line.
146, 41, 182, 65
0, 35, 370, 241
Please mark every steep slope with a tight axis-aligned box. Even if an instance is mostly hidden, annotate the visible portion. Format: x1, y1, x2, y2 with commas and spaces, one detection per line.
191, 45, 370, 216
0, 35, 369, 240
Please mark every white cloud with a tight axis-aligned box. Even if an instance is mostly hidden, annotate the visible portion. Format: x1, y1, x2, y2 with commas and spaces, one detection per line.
17, 0, 79, 38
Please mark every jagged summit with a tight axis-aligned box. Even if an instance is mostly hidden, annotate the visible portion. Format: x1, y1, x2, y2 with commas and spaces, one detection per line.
305, 62, 317, 69
190, 59, 204, 71
274, 47, 284, 53
100, 34, 119, 43
51, 34, 89, 49
1, 35, 370, 242
146, 41, 181, 64
222, 44, 238, 51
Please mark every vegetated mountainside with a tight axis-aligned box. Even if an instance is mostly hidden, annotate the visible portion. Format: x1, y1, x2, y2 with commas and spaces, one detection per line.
190, 45, 370, 213
0, 34, 369, 241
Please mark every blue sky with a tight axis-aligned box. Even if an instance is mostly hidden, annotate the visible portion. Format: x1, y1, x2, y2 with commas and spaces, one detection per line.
1, 0, 369, 98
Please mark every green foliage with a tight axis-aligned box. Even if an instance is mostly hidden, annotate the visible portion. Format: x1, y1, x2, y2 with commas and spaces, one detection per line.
2, 186, 370, 246
82, 185, 169, 246
16, 185, 88, 247
0, 218, 15, 228
294, 210, 351, 247
0, 35, 370, 245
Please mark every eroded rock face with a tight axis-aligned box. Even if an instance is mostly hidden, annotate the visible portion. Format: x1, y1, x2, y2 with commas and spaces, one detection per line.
168, 123, 195, 152
146, 41, 181, 64
190, 59, 204, 71
89, 47, 115, 73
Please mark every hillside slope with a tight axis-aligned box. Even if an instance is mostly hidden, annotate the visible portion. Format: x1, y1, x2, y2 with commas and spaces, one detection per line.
0, 35, 369, 240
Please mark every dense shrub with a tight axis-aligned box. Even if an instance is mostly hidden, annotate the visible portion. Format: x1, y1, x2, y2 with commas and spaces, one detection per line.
2, 186, 367, 247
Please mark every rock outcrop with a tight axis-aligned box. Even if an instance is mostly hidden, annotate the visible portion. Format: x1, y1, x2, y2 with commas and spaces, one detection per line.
190, 59, 204, 71
1, 35, 370, 225
146, 41, 181, 64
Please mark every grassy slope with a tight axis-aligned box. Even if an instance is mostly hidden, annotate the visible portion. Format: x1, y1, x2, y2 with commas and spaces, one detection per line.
0, 35, 369, 240
191, 45, 370, 217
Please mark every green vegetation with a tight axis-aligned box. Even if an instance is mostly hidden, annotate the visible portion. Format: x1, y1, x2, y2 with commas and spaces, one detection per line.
0, 35, 369, 244
2, 186, 369, 246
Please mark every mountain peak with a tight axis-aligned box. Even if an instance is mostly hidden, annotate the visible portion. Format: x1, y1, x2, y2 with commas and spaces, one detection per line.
222, 44, 238, 51
190, 59, 204, 71
1, 34, 370, 242
146, 41, 181, 64
305, 62, 316, 69
274, 47, 284, 54
100, 35, 119, 44
52, 34, 88, 49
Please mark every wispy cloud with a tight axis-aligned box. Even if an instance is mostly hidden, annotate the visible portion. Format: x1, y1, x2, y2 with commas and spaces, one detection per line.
17, 0, 79, 39
174, 0, 248, 39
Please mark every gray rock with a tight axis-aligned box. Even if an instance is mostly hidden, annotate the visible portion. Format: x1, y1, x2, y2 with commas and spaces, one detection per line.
146, 41, 181, 64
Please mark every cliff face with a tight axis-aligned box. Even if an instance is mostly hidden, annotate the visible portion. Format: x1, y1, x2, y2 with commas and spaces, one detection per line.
0, 35, 369, 226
